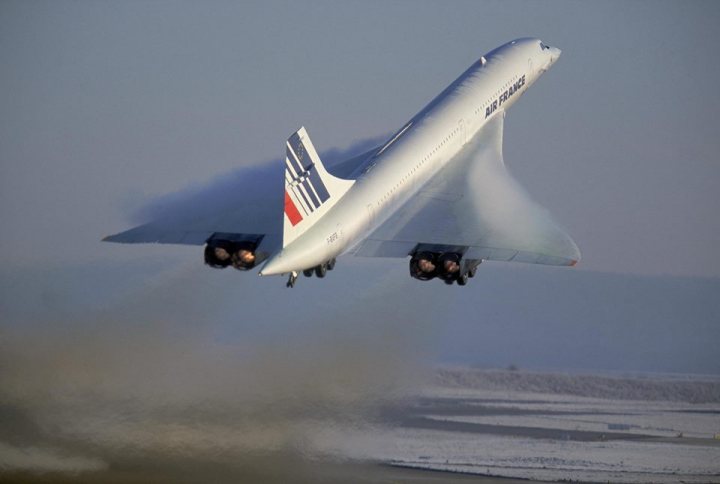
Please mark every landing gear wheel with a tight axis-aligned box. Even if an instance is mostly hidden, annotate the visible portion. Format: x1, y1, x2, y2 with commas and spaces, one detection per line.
468, 265, 477, 278
303, 269, 314, 277
457, 272, 469, 286
315, 263, 327, 278
286, 271, 298, 288
327, 258, 336, 271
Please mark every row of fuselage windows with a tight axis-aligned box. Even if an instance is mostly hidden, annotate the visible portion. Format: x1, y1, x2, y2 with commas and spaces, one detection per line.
377, 125, 461, 207
378, 74, 522, 208
473, 74, 519, 118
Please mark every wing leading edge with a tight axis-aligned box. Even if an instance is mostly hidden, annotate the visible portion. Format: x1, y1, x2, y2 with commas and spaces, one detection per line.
351, 114, 581, 266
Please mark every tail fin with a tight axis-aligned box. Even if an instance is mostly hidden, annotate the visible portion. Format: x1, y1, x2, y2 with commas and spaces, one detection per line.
283, 127, 354, 247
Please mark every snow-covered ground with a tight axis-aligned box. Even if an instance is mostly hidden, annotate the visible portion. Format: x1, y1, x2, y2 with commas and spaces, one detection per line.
388, 431, 719, 483
377, 368, 720, 483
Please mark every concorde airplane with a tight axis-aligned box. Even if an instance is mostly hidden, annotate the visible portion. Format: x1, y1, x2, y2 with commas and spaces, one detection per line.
104, 38, 580, 288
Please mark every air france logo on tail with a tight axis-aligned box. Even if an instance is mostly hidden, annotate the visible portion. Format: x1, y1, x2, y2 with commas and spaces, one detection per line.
284, 132, 331, 226
281, 127, 355, 248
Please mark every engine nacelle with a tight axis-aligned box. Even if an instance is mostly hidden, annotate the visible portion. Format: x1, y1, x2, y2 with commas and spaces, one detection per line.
204, 240, 258, 270
410, 249, 481, 284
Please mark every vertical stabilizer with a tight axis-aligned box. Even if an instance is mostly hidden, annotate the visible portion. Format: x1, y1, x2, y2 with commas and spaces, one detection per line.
283, 127, 354, 247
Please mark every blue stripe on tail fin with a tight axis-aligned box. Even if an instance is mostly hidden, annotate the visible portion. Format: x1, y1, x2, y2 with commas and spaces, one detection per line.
282, 127, 355, 248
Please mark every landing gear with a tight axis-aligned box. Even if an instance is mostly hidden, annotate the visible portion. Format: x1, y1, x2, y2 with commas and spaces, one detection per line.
468, 260, 481, 278
288, 260, 336, 286
286, 271, 298, 288
457, 272, 469, 286
315, 263, 328, 278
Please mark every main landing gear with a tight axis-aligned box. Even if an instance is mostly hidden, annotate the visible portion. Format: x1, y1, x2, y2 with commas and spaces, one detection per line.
456, 264, 477, 286
286, 259, 336, 288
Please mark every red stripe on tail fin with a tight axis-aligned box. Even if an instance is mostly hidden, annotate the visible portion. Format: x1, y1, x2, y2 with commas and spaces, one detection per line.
284, 190, 303, 226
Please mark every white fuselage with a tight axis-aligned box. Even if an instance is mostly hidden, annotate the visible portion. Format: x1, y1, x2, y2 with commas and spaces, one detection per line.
261, 38, 560, 275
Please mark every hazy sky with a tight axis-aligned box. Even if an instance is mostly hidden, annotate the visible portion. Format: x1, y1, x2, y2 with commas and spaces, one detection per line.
1, 0, 719, 376
2, 0, 719, 277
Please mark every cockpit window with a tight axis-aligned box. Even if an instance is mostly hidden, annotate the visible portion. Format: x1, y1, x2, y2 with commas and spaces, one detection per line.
539, 41, 550, 50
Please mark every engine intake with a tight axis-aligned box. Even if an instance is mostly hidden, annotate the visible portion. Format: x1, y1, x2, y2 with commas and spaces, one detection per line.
409, 251, 438, 281
437, 253, 461, 281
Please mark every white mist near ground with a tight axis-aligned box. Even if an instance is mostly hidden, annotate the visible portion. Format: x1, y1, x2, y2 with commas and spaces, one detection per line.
0, 259, 444, 476
0, 139, 438, 476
